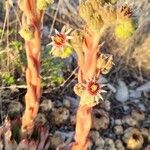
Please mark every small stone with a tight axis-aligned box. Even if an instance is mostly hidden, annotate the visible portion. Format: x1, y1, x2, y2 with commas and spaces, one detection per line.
95, 137, 105, 148
63, 99, 71, 108
43, 26, 49, 37
114, 125, 124, 135
105, 138, 114, 145
8, 101, 23, 116
100, 100, 111, 111
123, 115, 139, 126
115, 119, 122, 125
50, 133, 64, 149
35, 113, 47, 125
51, 107, 70, 125
92, 109, 110, 130
95, 147, 103, 150
40, 99, 53, 112
70, 115, 76, 125
131, 109, 145, 122
64, 96, 79, 109
132, 99, 140, 104
129, 90, 141, 99
108, 146, 117, 150
105, 139, 116, 150
98, 76, 108, 84
123, 105, 129, 111
89, 131, 100, 142
115, 140, 125, 150
136, 82, 150, 92
115, 80, 129, 102
55, 131, 74, 142
138, 104, 146, 111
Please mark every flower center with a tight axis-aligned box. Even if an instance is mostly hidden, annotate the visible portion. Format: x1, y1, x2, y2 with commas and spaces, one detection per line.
86, 81, 100, 96
54, 33, 66, 47
91, 84, 98, 92
132, 133, 140, 141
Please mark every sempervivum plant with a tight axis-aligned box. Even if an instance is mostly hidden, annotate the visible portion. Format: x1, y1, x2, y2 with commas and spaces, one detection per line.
50, 0, 137, 149
18, 0, 53, 136
0, 118, 50, 150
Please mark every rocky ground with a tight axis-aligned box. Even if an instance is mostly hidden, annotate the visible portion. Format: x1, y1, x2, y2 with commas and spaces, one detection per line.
0, 0, 150, 150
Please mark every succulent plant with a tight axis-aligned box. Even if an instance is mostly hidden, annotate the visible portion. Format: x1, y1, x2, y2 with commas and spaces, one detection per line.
50, 107, 70, 126
114, 125, 124, 135
132, 36, 150, 75
0, 118, 50, 150
131, 109, 145, 122
123, 127, 144, 150
92, 109, 110, 130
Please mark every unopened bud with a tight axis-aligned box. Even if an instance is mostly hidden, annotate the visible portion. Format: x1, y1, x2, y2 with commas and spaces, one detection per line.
36, 0, 53, 10
19, 25, 35, 41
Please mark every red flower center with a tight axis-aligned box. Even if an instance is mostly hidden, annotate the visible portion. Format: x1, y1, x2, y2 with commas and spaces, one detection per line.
86, 81, 100, 96
54, 33, 66, 47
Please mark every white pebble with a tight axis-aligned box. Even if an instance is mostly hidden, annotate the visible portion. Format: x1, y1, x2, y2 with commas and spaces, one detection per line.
115, 80, 129, 102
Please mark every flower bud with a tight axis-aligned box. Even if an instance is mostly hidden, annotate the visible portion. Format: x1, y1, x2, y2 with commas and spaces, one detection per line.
70, 30, 83, 51
19, 25, 35, 41
88, 13, 103, 32
36, 0, 53, 10
97, 53, 114, 74
115, 20, 136, 39
61, 47, 73, 58
79, 2, 94, 22
88, 0, 104, 11
73, 83, 85, 96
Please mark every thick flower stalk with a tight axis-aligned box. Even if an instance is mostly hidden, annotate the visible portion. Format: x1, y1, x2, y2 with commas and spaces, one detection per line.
70, 1, 135, 150
18, 0, 53, 135
49, 0, 136, 149
71, 33, 112, 150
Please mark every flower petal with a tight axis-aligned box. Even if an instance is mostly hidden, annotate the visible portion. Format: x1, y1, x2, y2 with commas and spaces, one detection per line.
65, 42, 72, 47
66, 36, 73, 40
65, 28, 72, 35
54, 29, 59, 34
61, 25, 66, 33
47, 42, 53, 46
101, 89, 107, 93
49, 46, 56, 54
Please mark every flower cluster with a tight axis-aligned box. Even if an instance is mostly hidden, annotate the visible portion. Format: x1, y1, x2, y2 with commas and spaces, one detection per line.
78, 0, 136, 39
